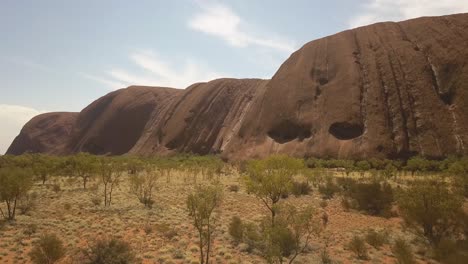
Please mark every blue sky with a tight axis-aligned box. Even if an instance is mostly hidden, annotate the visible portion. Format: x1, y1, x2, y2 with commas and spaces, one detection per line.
1, 0, 468, 154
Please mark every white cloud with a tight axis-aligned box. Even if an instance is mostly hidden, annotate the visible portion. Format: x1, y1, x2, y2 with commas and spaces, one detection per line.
0, 104, 44, 154
79, 73, 126, 90
97, 50, 224, 89
188, 3, 296, 53
8, 57, 55, 73
350, 0, 468, 28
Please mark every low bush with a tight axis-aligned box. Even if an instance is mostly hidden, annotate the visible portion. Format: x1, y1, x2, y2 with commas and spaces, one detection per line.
348, 235, 368, 260
291, 181, 312, 197
318, 178, 339, 199
228, 216, 243, 244
81, 238, 136, 264
29, 234, 65, 264
243, 222, 262, 252
24, 223, 38, 237
17, 192, 37, 215
365, 229, 387, 249
392, 238, 415, 264
346, 181, 394, 216
155, 223, 178, 240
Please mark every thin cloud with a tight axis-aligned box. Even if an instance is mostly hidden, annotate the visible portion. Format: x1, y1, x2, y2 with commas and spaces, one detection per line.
350, 0, 468, 28
188, 3, 296, 54
0, 104, 44, 154
86, 51, 224, 89
8, 57, 55, 73
80, 73, 126, 90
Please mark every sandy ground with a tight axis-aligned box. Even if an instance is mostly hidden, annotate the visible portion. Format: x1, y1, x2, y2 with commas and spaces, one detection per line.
0, 170, 443, 264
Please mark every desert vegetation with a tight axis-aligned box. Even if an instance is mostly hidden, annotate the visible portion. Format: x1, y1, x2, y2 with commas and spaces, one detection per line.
0, 153, 467, 263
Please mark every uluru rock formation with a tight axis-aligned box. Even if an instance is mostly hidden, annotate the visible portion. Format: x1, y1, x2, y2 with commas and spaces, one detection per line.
7, 13, 468, 160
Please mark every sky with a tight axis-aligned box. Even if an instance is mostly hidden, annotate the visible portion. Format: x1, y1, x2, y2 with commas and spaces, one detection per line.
1, 0, 468, 154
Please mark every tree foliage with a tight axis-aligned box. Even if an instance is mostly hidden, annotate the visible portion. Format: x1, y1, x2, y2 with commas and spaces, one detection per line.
187, 185, 223, 264
244, 155, 304, 224
0, 167, 33, 220
397, 179, 464, 245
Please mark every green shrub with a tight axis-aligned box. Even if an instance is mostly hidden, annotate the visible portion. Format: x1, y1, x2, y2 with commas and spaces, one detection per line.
262, 220, 297, 261
336, 177, 356, 192
243, 222, 262, 252
346, 181, 394, 216
291, 181, 312, 197
82, 238, 136, 264
392, 238, 415, 264
397, 179, 464, 245
365, 229, 387, 249
348, 235, 368, 260
318, 178, 339, 199
228, 216, 243, 244
17, 192, 37, 215
29, 234, 65, 264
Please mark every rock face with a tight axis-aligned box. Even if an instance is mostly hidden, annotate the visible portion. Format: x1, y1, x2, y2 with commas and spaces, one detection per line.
7, 13, 468, 159
7, 112, 78, 155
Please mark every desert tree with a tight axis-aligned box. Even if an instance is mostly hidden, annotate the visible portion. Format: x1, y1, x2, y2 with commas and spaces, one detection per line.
355, 160, 371, 177
29, 154, 60, 185
68, 153, 98, 189
129, 165, 160, 208
186, 184, 223, 264
244, 155, 304, 225
98, 158, 123, 207
262, 204, 322, 264
0, 167, 33, 220
397, 179, 464, 245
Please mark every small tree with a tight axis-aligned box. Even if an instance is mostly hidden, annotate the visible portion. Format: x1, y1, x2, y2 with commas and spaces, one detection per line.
31, 154, 53, 185
397, 179, 464, 245
382, 163, 398, 180
274, 204, 322, 264
244, 155, 304, 225
355, 160, 371, 177
187, 185, 222, 264
69, 153, 97, 189
82, 238, 136, 264
129, 166, 160, 208
0, 167, 33, 220
29, 233, 65, 264
98, 159, 122, 207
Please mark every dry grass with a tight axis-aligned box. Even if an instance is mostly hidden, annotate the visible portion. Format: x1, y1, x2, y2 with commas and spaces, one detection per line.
0, 170, 447, 264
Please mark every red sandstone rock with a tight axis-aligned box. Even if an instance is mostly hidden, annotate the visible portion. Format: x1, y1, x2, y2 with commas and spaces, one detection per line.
7, 14, 468, 160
